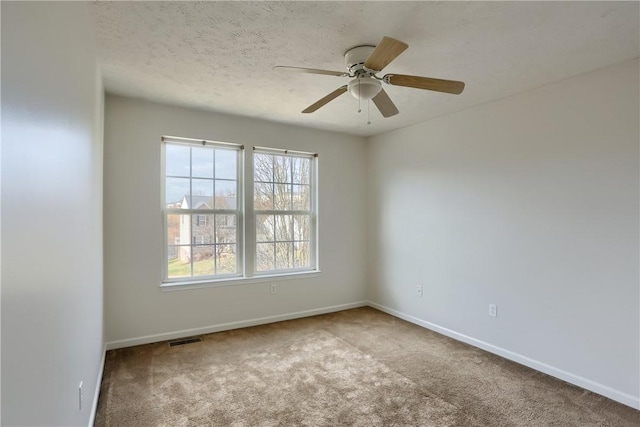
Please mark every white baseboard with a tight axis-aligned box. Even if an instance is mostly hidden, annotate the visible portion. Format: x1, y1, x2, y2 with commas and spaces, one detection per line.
88, 343, 107, 427
367, 301, 640, 410
105, 301, 368, 350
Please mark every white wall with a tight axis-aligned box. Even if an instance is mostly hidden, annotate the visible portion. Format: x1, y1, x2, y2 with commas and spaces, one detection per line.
103, 95, 367, 345
367, 59, 639, 408
1, 2, 104, 426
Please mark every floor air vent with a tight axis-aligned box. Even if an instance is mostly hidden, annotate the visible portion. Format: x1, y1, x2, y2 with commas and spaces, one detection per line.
169, 337, 202, 347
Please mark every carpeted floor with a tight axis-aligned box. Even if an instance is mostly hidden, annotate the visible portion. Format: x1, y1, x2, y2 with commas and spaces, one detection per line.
95, 307, 639, 426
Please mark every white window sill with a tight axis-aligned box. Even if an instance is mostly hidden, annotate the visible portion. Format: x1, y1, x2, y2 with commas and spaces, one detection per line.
160, 270, 321, 292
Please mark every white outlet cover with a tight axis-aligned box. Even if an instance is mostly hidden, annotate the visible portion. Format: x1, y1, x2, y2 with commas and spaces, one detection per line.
489, 304, 497, 317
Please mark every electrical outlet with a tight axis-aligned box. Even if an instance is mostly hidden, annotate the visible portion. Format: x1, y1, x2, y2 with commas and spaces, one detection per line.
489, 304, 497, 317
416, 285, 423, 297
78, 381, 83, 411
270, 284, 277, 294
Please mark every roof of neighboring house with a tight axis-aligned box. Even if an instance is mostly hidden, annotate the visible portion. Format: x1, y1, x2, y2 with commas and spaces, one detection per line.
166, 199, 183, 206
180, 195, 235, 210
181, 195, 213, 209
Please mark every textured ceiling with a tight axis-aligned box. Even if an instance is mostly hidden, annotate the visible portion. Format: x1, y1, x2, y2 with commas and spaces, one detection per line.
91, 1, 639, 137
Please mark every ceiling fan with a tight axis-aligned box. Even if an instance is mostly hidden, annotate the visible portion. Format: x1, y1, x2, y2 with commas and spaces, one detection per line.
274, 36, 465, 118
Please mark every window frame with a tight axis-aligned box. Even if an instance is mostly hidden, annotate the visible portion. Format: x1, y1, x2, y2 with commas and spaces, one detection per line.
251, 146, 318, 276
161, 136, 244, 283
161, 137, 319, 288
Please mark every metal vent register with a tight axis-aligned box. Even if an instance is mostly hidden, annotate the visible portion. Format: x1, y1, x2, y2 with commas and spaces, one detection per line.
168, 337, 202, 347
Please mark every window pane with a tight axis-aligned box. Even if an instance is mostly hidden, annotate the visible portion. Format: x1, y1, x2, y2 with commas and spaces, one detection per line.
192, 146, 214, 178
256, 215, 275, 242
165, 144, 190, 177
215, 244, 236, 274
256, 243, 275, 271
215, 180, 237, 209
192, 214, 214, 245
166, 214, 183, 247
273, 155, 292, 183
275, 242, 293, 270
215, 149, 237, 179
293, 215, 310, 241
254, 153, 273, 182
291, 157, 310, 184
275, 215, 293, 242
166, 177, 190, 206
254, 182, 274, 210
167, 245, 179, 261
274, 183, 292, 210
292, 185, 310, 211
168, 247, 192, 278
215, 214, 236, 244
192, 179, 214, 205
192, 245, 214, 277
294, 241, 310, 268
180, 216, 190, 243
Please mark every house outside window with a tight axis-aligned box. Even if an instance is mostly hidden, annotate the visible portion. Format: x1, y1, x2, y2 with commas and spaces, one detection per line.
162, 136, 318, 285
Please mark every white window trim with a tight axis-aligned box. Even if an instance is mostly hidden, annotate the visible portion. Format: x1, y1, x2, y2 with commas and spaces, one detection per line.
160, 270, 321, 292
161, 137, 320, 288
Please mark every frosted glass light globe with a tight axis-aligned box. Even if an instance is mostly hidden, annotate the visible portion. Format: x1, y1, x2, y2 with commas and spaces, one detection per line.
347, 77, 382, 101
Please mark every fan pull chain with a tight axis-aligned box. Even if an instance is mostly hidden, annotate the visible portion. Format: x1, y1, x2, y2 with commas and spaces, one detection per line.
367, 100, 371, 125
357, 79, 361, 113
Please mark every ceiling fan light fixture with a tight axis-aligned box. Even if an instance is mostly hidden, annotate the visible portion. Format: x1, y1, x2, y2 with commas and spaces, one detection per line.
276, 36, 465, 118
347, 77, 382, 101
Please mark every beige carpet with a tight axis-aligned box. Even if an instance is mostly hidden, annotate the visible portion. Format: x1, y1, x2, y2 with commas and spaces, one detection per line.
95, 307, 639, 426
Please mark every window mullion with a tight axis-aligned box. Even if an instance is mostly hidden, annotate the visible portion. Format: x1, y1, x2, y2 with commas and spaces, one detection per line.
254, 210, 311, 216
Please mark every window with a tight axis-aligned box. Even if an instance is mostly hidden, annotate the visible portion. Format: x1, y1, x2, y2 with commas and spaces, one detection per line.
163, 137, 317, 285
254, 149, 315, 273
163, 137, 241, 281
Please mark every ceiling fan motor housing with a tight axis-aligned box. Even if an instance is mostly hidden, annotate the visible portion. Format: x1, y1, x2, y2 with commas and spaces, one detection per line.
345, 45, 381, 100
344, 45, 376, 75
